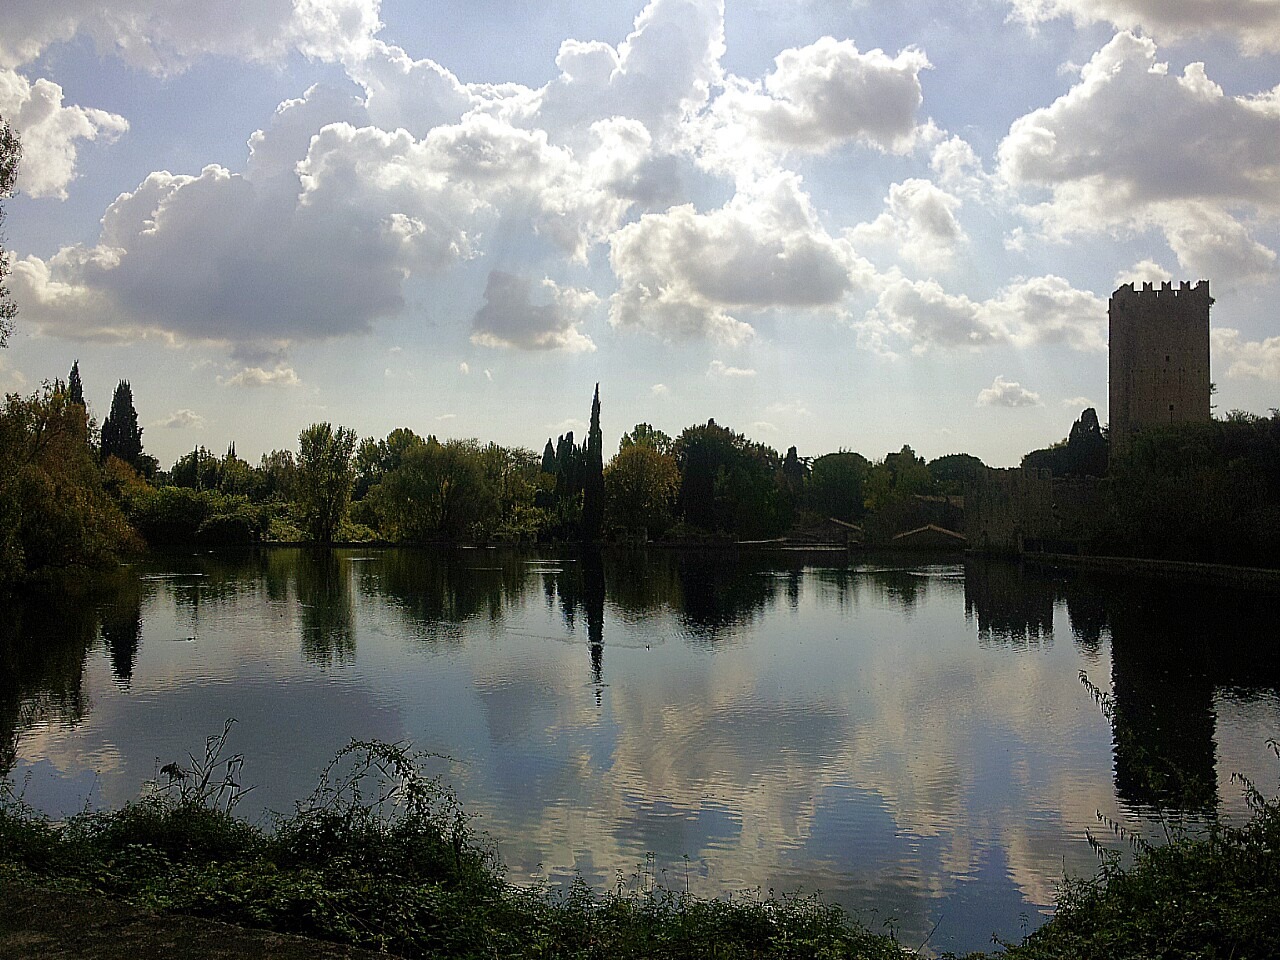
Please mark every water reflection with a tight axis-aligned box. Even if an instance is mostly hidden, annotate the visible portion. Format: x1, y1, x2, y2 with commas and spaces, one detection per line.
0, 591, 97, 777
4, 550, 1279, 956
297, 551, 356, 667
966, 560, 1280, 812
99, 578, 143, 685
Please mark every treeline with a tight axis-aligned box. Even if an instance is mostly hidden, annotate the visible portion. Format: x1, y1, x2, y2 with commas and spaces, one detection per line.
0, 367, 990, 582
1017, 405, 1280, 566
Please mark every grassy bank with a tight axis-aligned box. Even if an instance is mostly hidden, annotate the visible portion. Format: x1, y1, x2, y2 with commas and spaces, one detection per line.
2, 734, 1277, 959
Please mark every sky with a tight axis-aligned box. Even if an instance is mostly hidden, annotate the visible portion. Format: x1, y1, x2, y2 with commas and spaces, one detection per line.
1, 0, 1278, 468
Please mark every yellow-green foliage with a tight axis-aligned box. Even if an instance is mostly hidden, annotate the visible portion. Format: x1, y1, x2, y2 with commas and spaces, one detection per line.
0, 383, 140, 583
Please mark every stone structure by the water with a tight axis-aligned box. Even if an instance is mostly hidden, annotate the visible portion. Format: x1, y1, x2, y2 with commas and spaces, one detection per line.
1108, 280, 1212, 453
965, 467, 1100, 555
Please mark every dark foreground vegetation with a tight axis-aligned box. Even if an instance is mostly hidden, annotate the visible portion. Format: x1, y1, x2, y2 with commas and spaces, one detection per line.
2, 732, 1278, 960
0, 736, 902, 960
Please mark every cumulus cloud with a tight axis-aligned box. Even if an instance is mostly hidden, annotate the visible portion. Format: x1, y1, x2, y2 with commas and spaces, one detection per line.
704, 37, 929, 169
153, 408, 205, 429
999, 32, 1280, 281
609, 171, 870, 342
0, 0, 382, 73
1212, 327, 1280, 380
848, 178, 966, 270
219, 365, 301, 388
651, 383, 669, 395
535, 0, 726, 145
864, 277, 1003, 353
12, 77, 642, 349
0, 69, 128, 199
930, 135, 996, 199
1115, 259, 1173, 287
470, 271, 598, 352
1062, 395, 1092, 407
977, 375, 1042, 407
1005, 0, 1280, 55
861, 275, 1106, 354
708, 360, 757, 377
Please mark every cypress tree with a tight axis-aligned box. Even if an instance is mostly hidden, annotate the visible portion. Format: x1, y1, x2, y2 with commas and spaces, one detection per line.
541, 438, 557, 474
68, 361, 84, 406
582, 383, 605, 541
100, 379, 144, 469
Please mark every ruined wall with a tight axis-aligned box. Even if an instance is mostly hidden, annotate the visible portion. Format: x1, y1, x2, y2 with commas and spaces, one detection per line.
1109, 280, 1212, 453
966, 467, 1102, 555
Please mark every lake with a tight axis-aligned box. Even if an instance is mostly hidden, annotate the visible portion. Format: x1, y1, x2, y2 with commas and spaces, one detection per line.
3, 548, 1278, 954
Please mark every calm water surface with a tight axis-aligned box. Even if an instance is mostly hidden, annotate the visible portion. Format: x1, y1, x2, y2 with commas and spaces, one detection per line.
3, 549, 1279, 954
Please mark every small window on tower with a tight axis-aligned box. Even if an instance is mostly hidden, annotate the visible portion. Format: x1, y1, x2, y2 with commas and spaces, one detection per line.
1165, 355, 1170, 363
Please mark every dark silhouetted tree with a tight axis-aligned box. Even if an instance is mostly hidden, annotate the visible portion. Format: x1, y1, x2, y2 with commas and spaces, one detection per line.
540, 438, 557, 474
0, 116, 19, 347
100, 380, 144, 470
928, 452, 987, 495
1023, 408, 1109, 478
67, 361, 84, 407
582, 384, 605, 541
806, 451, 870, 522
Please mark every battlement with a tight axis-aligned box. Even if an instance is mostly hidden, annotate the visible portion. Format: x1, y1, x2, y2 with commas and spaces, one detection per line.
1108, 279, 1211, 453
1111, 279, 1212, 305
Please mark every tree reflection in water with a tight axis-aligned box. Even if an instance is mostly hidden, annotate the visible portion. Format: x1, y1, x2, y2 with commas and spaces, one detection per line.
0, 593, 98, 778
965, 559, 1280, 813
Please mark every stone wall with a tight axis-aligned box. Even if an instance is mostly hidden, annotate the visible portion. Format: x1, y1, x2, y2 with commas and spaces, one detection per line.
966, 467, 1102, 555
1109, 280, 1211, 454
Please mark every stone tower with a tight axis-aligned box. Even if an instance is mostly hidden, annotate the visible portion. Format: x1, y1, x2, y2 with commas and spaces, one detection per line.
1108, 280, 1212, 453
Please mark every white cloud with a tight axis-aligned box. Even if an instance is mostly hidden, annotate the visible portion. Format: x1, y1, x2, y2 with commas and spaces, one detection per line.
470, 271, 598, 353
752, 420, 779, 433
1005, 0, 1280, 55
458, 362, 470, 375
987, 275, 1107, 351
1062, 395, 1092, 408
703, 37, 929, 170
0, 69, 128, 199
862, 275, 1106, 353
1115, 259, 1172, 287
651, 383, 669, 395
1212, 327, 1280, 380
436, 413, 457, 421
708, 360, 757, 377
219, 365, 301, 388
152, 408, 205, 429
998, 33, 1280, 281
534, 0, 726, 145
977, 375, 1042, 407
848, 178, 966, 270
345, 41, 476, 134
865, 277, 1002, 353
0, 0, 382, 73
930, 135, 996, 200
609, 171, 869, 342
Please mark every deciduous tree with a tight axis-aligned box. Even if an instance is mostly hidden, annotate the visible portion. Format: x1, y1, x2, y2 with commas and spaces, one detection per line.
296, 422, 357, 543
